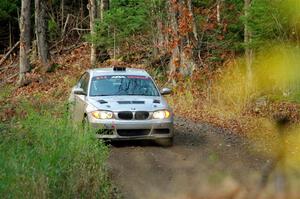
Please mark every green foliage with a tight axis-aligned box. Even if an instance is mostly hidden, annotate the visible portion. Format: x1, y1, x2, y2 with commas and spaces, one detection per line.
224, 1, 244, 51
48, 18, 59, 41
0, 85, 13, 101
91, 0, 150, 49
289, 91, 300, 104
0, 0, 18, 20
247, 0, 291, 49
196, 0, 244, 65
0, 102, 112, 198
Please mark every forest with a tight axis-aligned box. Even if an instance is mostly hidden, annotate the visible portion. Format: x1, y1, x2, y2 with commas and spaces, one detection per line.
0, 0, 300, 198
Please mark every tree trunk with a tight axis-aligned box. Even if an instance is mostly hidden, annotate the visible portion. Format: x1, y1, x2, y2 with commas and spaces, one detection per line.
183, 0, 197, 75
61, 0, 64, 35
96, 0, 101, 18
98, 0, 110, 62
80, 0, 83, 29
217, 0, 221, 25
9, 20, 12, 60
100, 0, 109, 21
168, 0, 196, 83
151, 0, 166, 58
168, 0, 181, 84
244, 0, 253, 84
89, 0, 97, 66
187, 0, 198, 41
19, 0, 31, 86
35, 0, 50, 71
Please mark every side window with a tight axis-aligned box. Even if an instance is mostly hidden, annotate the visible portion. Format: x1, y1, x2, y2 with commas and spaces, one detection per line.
81, 73, 90, 93
77, 73, 87, 88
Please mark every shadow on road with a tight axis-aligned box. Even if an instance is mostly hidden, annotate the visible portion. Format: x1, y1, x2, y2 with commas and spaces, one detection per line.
107, 140, 159, 147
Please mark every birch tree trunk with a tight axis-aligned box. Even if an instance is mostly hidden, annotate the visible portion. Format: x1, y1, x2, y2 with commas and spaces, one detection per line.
217, 0, 221, 25
35, 0, 50, 72
89, 0, 97, 66
19, 0, 31, 86
244, 0, 253, 84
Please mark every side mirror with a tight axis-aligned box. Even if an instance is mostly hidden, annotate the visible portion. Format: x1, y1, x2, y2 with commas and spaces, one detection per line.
73, 87, 87, 96
160, 88, 172, 95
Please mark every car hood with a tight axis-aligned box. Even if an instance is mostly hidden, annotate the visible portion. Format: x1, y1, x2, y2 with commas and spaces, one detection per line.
87, 95, 170, 112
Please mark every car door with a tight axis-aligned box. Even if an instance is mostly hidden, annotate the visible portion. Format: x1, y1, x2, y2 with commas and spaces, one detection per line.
73, 72, 90, 123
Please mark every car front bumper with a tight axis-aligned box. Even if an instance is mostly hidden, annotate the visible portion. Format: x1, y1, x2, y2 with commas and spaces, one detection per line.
88, 116, 174, 140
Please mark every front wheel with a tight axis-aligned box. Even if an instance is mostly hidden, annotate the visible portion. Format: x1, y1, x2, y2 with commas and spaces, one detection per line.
156, 138, 173, 147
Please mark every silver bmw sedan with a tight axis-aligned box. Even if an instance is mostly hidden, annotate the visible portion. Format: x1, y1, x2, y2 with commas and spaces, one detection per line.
69, 66, 174, 146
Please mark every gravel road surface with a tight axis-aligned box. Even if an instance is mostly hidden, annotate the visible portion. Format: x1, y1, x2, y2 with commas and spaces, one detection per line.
107, 117, 269, 199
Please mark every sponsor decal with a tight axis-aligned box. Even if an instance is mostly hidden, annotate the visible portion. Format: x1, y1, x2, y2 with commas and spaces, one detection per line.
127, 75, 150, 79
94, 75, 150, 80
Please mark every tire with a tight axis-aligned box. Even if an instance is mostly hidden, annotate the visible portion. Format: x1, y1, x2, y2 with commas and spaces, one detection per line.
156, 138, 173, 147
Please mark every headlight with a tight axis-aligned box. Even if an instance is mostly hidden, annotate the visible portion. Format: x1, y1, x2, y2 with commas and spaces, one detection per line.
91, 111, 114, 119
152, 110, 171, 119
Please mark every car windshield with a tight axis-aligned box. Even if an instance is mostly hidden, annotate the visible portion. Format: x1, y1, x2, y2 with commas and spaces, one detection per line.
89, 75, 160, 96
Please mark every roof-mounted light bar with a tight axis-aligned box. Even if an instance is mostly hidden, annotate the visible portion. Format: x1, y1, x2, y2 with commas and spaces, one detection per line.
113, 66, 126, 71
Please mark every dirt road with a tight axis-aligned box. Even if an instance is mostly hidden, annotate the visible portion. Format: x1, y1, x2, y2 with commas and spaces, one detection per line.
107, 118, 268, 199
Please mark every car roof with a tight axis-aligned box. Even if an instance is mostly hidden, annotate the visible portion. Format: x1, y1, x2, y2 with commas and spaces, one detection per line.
88, 67, 150, 77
